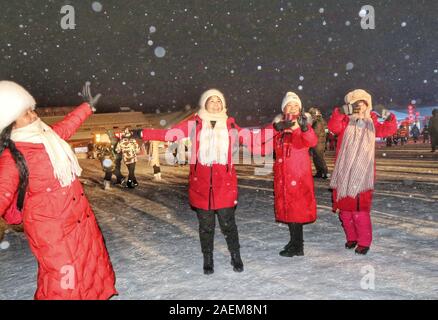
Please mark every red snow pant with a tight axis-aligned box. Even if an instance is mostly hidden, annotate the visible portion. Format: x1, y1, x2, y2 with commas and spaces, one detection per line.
339, 210, 373, 247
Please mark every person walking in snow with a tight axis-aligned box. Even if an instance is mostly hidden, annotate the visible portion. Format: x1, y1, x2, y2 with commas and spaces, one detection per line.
0, 81, 117, 299
116, 127, 140, 188
270, 92, 318, 257
139, 89, 269, 275
328, 89, 397, 255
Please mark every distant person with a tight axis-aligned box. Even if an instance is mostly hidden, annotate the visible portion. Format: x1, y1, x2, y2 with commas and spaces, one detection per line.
430, 109, 438, 152
308, 107, 328, 179
410, 124, 420, 143
421, 125, 430, 144
398, 125, 408, 146
116, 127, 140, 188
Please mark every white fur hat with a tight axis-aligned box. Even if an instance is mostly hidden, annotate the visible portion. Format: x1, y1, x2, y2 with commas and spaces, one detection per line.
344, 89, 372, 110
0, 81, 36, 132
198, 89, 227, 111
281, 92, 302, 112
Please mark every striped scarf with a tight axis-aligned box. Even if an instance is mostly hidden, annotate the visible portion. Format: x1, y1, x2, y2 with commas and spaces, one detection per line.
330, 117, 375, 201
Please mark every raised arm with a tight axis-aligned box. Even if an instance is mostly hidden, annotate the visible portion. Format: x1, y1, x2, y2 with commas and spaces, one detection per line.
51, 103, 93, 141
141, 117, 194, 142
371, 112, 398, 138
328, 107, 349, 135
232, 119, 277, 156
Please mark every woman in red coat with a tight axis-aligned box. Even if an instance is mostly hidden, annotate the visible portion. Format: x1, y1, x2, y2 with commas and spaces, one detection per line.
140, 89, 267, 275
0, 81, 117, 299
328, 89, 397, 255
270, 92, 318, 257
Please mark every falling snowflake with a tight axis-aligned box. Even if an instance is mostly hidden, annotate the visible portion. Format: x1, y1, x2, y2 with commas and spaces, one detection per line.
298, 85, 303, 91
346, 62, 354, 71
150, 71, 156, 76
257, 65, 262, 70
149, 26, 157, 33
345, 21, 351, 26
154, 47, 166, 58
0, 241, 10, 250
147, 40, 154, 46
334, 73, 338, 77
359, 9, 367, 18
160, 119, 167, 126
319, 8, 325, 14
299, 75, 304, 81
291, 181, 297, 186
92, 2, 103, 12
401, 22, 407, 27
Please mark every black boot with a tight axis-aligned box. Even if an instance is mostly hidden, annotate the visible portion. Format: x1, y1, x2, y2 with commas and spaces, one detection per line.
133, 179, 139, 187
280, 223, 304, 257
345, 241, 358, 249
203, 253, 214, 275
230, 251, 244, 272
126, 179, 135, 188
355, 245, 370, 255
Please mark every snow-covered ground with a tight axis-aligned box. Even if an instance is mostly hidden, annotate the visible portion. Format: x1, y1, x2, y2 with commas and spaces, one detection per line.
1, 143, 437, 300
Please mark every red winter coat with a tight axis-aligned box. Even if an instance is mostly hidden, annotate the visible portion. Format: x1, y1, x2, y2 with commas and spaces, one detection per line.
142, 115, 265, 211
266, 124, 318, 224
0, 103, 117, 300
328, 108, 397, 212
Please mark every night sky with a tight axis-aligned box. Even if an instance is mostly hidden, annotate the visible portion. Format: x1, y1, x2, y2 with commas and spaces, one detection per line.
1, 0, 437, 125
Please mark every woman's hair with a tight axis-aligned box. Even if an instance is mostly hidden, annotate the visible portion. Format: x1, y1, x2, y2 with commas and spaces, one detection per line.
0, 124, 29, 210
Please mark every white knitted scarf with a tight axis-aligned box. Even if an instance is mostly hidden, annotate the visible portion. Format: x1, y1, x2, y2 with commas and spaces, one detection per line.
197, 108, 229, 166
11, 119, 82, 187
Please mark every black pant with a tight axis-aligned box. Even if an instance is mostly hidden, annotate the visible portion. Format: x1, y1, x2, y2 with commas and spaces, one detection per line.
114, 154, 124, 182
104, 170, 112, 181
196, 207, 240, 254
311, 145, 328, 176
127, 162, 136, 180
288, 223, 303, 248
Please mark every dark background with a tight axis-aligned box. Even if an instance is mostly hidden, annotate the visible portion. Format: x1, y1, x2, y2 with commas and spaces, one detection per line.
1, 0, 437, 125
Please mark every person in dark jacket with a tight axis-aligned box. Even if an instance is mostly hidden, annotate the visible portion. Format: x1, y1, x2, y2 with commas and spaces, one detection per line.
308, 107, 329, 179
410, 124, 420, 143
421, 125, 430, 144
429, 109, 438, 152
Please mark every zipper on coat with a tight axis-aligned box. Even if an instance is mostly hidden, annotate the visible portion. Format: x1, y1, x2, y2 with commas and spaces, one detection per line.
208, 165, 213, 210
356, 195, 360, 211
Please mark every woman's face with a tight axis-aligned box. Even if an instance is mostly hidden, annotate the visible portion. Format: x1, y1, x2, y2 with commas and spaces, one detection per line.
353, 100, 368, 117
13, 108, 39, 129
284, 103, 300, 116
205, 96, 223, 114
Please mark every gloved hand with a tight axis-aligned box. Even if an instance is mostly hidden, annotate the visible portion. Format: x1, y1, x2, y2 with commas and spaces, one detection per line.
273, 120, 293, 132
82, 81, 102, 112
341, 104, 353, 115
298, 112, 308, 132
382, 109, 393, 121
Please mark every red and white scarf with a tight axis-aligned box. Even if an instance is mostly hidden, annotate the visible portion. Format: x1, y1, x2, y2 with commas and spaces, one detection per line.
330, 117, 375, 200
